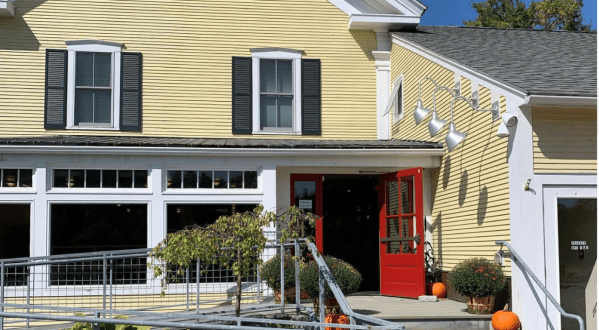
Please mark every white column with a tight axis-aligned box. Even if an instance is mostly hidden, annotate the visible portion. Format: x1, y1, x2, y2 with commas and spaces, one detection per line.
32, 163, 48, 258
149, 165, 164, 248
261, 165, 277, 243
372, 29, 391, 140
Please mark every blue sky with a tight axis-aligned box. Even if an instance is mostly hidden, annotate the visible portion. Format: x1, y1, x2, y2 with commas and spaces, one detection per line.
419, 0, 597, 30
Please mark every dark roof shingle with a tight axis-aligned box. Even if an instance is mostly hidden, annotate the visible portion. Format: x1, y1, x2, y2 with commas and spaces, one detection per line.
393, 26, 597, 97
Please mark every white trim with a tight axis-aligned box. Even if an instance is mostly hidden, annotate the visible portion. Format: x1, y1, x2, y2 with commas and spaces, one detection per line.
525, 95, 597, 107
348, 14, 420, 29
372, 50, 391, 140
392, 35, 528, 102
66, 41, 123, 130
251, 49, 302, 135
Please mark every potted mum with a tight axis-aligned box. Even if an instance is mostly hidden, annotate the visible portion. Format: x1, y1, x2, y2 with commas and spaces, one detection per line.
448, 257, 506, 314
260, 254, 299, 303
299, 255, 362, 314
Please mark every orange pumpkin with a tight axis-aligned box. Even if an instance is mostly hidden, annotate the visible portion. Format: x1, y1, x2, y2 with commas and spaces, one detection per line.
325, 314, 350, 330
431, 282, 447, 298
492, 304, 520, 330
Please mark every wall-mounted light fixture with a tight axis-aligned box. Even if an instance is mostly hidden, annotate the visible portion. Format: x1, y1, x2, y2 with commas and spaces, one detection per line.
496, 113, 518, 138
412, 77, 502, 152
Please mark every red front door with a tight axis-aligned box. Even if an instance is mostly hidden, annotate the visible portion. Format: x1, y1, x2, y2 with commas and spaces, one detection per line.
290, 174, 323, 252
378, 167, 425, 298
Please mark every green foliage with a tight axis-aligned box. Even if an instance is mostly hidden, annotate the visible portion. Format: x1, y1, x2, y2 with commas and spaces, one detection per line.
448, 257, 506, 297
63, 315, 150, 330
299, 255, 362, 299
464, 0, 592, 31
259, 254, 297, 290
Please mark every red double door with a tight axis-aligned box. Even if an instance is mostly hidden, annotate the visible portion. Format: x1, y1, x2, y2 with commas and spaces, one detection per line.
290, 168, 425, 298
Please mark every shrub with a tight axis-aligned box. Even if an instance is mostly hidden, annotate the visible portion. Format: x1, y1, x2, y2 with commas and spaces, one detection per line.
300, 256, 362, 298
260, 254, 297, 291
448, 257, 506, 297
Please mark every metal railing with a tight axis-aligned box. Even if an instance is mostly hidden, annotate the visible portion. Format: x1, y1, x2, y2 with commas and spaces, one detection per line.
495, 240, 585, 330
0, 239, 404, 330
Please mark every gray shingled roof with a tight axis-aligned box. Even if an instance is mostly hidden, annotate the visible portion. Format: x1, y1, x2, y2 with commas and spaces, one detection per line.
393, 26, 597, 97
0, 135, 443, 149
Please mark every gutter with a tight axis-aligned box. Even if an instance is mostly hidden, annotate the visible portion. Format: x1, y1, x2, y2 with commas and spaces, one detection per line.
0, 145, 446, 157
524, 95, 597, 107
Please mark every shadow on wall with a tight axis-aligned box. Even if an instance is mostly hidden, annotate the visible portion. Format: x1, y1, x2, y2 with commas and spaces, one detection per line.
350, 29, 377, 60
442, 155, 451, 190
458, 170, 468, 207
0, 0, 47, 51
477, 186, 488, 226
432, 212, 443, 269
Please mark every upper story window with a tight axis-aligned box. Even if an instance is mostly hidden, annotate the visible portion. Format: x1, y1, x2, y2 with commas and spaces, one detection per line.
44, 40, 142, 131
385, 74, 404, 124
0, 169, 33, 188
232, 48, 321, 136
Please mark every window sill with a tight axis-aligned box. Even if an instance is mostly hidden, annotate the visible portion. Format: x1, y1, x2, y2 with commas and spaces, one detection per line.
163, 189, 262, 195
47, 188, 152, 195
252, 131, 301, 136
66, 126, 119, 131
0, 188, 36, 194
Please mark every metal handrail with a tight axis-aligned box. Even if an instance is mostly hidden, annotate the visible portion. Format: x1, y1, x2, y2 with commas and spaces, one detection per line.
495, 240, 584, 330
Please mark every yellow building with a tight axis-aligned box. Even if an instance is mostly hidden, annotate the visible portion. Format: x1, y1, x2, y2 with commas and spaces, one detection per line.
0, 1, 596, 329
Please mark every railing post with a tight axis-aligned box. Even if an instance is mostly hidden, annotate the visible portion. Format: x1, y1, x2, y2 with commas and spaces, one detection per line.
186, 266, 190, 311
294, 240, 300, 315
256, 262, 261, 304
26, 266, 30, 328
318, 266, 325, 330
102, 253, 107, 317
280, 243, 285, 314
196, 258, 200, 313
109, 258, 113, 317
1, 261, 5, 330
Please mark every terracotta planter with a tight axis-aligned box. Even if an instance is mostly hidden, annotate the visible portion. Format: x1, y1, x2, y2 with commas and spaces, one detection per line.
274, 288, 309, 303
313, 297, 341, 314
466, 296, 495, 314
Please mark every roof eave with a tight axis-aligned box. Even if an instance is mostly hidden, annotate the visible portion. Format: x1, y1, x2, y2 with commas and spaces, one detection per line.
525, 94, 597, 107
349, 14, 420, 30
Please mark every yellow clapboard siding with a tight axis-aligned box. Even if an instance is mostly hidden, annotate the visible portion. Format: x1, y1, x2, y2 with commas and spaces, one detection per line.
391, 44, 511, 275
532, 107, 597, 173
0, 0, 378, 139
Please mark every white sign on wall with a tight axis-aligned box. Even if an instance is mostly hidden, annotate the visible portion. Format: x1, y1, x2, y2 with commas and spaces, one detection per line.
299, 200, 312, 209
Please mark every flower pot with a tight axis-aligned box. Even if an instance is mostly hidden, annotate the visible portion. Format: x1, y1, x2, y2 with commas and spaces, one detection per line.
466, 296, 495, 314
274, 288, 297, 303
313, 297, 341, 314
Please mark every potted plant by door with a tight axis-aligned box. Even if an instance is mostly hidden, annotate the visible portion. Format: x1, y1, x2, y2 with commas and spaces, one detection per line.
260, 254, 298, 303
448, 257, 506, 314
299, 255, 362, 314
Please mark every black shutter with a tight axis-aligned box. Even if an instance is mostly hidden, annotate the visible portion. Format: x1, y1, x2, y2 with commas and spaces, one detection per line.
301, 59, 321, 135
120, 52, 143, 131
44, 49, 68, 129
232, 56, 252, 134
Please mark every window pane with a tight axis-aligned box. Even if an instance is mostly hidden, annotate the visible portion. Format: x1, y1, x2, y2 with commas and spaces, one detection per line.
70, 169, 85, 188
183, 171, 197, 189
214, 171, 228, 189
94, 90, 112, 123
260, 95, 277, 128
199, 171, 212, 188
118, 170, 133, 188
387, 181, 399, 215
277, 60, 292, 93
94, 53, 111, 87
244, 171, 258, 189
76, 90, 94, 124
76, 52, 94, 86
54, 169, 68, 188
102, 170, 117, 188
134, 170, 148, 188
19, 169, 32, 188
2, 169, 18, 187
278, 96, 293, 128
167, 170, 182, 189
87, 170, 101, 188
260, 59, 276, 93
229, 171, 243, 189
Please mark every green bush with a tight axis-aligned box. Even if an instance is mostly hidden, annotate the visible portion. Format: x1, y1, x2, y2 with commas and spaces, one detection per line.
299, 255, 362, 298
260, 254, 297, 290
448, 257, 506, 297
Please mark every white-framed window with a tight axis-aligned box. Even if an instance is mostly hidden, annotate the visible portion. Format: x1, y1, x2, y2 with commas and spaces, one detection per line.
0, 168, 34, 193
65, 40, 123, 130
251, 48, 302, 134
165, 169, 259, 191
392, 74, 404, 124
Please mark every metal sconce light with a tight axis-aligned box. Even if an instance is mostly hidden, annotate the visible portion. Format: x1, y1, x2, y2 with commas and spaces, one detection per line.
413, 77, 459, 125
445, 97, 468, 152
497, 122, 510, 138
413, 100, 431, 125
497, 113, 517, 138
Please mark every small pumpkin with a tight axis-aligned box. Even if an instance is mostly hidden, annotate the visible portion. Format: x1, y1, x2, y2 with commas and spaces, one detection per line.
325, 314, 350, 330
431, 282, 447, 298
492, 304, 520, 330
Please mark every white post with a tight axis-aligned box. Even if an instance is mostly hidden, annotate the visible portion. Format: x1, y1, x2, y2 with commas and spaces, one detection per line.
372, 29, 391, 140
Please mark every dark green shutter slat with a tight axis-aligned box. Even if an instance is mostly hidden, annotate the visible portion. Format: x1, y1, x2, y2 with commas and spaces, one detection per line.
44, 49, 68, 129
301, 59, 321, 135
120, 52, 142, 131
232, 56, 252, 134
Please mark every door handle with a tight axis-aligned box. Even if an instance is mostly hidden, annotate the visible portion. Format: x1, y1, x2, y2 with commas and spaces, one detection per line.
380, 234, 420, 245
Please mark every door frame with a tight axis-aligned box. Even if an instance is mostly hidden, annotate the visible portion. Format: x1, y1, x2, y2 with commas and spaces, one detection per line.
543, 185, 597, 329
290, 174, 323, 252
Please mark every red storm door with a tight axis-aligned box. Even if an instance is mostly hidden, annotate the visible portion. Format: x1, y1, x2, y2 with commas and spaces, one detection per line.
378, 167, 425, 297
290, 174, 323, 252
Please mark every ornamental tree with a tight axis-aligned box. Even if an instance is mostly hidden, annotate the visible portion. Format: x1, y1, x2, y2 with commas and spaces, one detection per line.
149, 205, 316, 317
